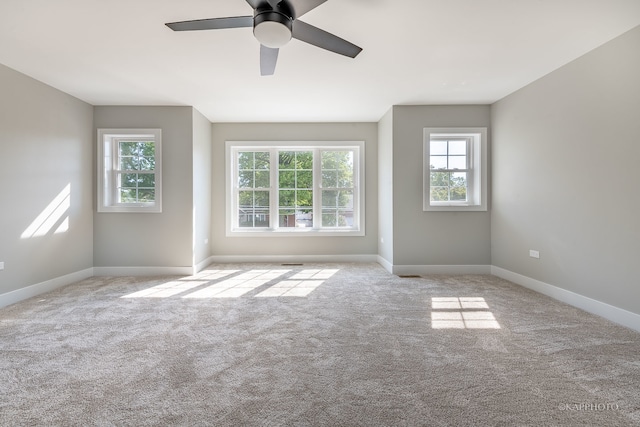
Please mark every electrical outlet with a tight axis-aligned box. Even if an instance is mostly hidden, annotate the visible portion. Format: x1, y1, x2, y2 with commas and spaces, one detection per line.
529, 250, 540, 259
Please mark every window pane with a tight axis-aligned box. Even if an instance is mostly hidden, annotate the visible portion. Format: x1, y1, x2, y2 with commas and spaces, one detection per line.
448, 155, 467, 170
450, 187, 467, 201
430, 156, 447, 169
238, 171, 254, 188
254, 152, 270, 169
451, 172, 467, 188
451, 172, 467, 201
238, 191, 253, 208
322, 212, 337, 227
254, 170, 269, 188
322, 209, 353, 227
238, 189, 270, 228
119, 141, 137, 156
322, 171, 337, 188
138, 189, 155, 202
279, 170, 295, 188
322, 151, 337, 169
431, 187, 449, 202
322, 190, 338, 207
296, 190, 313, 208
120, 156, 138, 170
448, 140, 467, 155
297, 170, 313, 188
138, 174, 155, 188
279, 190, 295, 207
238, 152, 253, 170
430, 171, 467, 202
239, 210, 253, 228
121, 173, 138, 188
337, 190, 353, 208
337, 210, 353, 226
296, 152, 313, 169
139, 155, 155, 171
119, 188, 136, 203
295, 211, 313, 228
279, 151, 295, 168
119, 141, 155, 172
430, 140, 448, 155
430, 171, 450, 187
338, 170, 353, 188
279, 210, 296, 227
254, 209, 270, 227
254, 191, 270, 207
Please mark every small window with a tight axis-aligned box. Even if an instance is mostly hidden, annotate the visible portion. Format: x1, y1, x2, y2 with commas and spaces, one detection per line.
226, 141, 364, 236
424, 128, 487, 211
97, 129, 162, 213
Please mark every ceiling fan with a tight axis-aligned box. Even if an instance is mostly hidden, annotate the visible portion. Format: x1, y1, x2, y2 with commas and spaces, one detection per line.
165, 0, 362, 76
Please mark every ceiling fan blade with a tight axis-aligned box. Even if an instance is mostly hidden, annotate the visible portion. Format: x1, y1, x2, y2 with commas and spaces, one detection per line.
292, 20, 362, 58
282, 0, 328, 19
260, 45, 279, 76
166, 16, 253, 31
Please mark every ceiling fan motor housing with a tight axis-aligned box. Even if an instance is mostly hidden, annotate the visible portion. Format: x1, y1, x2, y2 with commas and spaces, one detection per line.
253, 11, 293, 48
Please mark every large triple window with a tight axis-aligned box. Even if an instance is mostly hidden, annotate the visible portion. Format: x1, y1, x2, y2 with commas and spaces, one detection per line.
227, 141, 364, 236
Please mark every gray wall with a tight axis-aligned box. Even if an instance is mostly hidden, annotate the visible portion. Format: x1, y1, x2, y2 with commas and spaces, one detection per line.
377, 108, 394, 265
0, 64, 93, 293
93, 106, 194, 268
491, 26, 640, 314
391, 105, 492, 266
192, 108, 212, 267
211, 122, 378, 258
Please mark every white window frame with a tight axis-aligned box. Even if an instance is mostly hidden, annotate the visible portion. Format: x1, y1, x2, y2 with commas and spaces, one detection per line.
423, 127, 487, 212
226, 141, 365, 237
97, 129, 162, 213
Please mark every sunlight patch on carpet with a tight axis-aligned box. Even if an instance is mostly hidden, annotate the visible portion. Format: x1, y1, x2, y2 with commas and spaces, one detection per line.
119, 268, 339, 299
183, 269, 290, 299
431, 297, 501, 329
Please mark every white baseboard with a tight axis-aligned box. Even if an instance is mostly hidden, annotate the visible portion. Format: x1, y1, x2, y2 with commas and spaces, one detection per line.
207, 254, 378, 264
93, 266, 193, 276
393, 264, 492, 275
194, 257, 215, 274
377, 256, 393, 274
491, 266, 640, 333
0, 268, 94, 308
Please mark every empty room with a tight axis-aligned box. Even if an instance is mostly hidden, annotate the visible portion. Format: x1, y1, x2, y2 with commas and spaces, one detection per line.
1, 1, 639, 425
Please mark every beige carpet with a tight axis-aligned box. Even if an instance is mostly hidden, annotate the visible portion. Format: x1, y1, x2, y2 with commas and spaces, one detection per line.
1, 263, 639, 426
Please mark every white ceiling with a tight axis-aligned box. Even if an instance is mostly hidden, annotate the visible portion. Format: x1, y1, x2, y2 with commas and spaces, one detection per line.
1, 0, 639, 122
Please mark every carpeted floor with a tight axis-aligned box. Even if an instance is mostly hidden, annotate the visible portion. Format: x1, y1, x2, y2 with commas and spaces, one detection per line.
1, 263, 639, 426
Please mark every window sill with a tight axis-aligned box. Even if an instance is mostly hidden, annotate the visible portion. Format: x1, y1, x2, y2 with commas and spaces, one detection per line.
227, 228, 364, 237
424, 204, 487, 212
98, 205, 162, 213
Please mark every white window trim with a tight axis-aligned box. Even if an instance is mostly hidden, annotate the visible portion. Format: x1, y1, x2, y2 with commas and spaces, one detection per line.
97, 128, 162, 213
423, 127, 487, 212
226, 141, 365, 237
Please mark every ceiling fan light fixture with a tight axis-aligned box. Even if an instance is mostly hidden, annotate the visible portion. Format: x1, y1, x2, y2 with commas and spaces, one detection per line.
253, 12, 293, 49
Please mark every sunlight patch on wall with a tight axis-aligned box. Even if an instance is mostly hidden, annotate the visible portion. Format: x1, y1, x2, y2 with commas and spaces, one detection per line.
431, 297, 501, 329
21, 184, 71, 238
